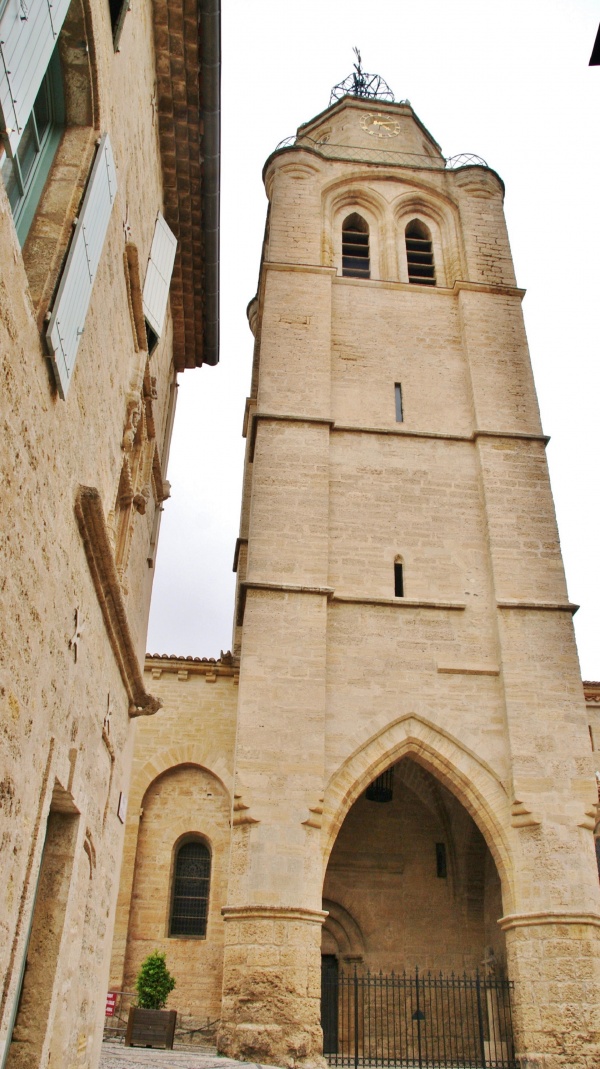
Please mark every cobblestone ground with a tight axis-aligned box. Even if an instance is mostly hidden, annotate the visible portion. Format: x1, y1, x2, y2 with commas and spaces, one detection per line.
99, 1040, 281, 1069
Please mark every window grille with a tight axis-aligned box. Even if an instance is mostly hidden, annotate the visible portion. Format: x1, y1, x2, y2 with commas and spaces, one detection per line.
170, 840, 211, 937
366, 767, 393, 803
342, 213, 370, 278
406, 220, 435, 285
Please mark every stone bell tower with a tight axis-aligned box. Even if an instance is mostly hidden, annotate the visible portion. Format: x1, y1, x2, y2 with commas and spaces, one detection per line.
219, 66, 600, 1069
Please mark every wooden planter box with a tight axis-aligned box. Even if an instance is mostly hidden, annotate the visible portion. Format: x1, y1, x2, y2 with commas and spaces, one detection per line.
125, 1006, 177, 1049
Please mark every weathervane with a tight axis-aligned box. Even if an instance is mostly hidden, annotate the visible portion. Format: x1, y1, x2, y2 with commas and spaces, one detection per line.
329, 48, 395, 105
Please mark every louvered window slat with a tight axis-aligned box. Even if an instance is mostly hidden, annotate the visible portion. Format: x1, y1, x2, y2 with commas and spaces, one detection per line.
0, 0, 70, 155
142, 212, 177, 338
46, 133, 117, 399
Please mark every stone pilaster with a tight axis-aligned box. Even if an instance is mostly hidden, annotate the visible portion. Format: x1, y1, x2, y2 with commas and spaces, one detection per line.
501, 912, 600, 1069
218, 907, 328, 1069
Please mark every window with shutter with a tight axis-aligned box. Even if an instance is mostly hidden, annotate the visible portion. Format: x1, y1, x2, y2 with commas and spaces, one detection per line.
1, 44, 64, 244
405, 219, 436, 285
341, 212, 370, 279
108, 0, 130, 50
0, 0, 71, 157
142, 212, 177, 353
45, 133, 118, 399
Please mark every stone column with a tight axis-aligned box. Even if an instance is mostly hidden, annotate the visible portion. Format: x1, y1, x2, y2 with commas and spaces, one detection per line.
501, 913, 600, 1069
218, 907, 327, 1068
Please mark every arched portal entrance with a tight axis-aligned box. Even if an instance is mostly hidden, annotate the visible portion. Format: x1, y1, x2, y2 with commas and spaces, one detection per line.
322, 757, 506, 974
321, 758, 515, 1067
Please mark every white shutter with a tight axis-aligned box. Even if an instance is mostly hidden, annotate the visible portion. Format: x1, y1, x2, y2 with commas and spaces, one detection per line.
46, 133, 117, 400
142, 212, 177, 339
0, 0, 71, 156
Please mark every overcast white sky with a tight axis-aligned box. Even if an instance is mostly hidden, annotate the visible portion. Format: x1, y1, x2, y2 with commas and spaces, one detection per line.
147, 0, 600, 681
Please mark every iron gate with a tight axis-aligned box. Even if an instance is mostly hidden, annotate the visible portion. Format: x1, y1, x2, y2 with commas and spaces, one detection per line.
321, 966, 517, 1068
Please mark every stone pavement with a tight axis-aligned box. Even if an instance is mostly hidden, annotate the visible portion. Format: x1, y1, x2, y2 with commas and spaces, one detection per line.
99, 1040, 281, 1069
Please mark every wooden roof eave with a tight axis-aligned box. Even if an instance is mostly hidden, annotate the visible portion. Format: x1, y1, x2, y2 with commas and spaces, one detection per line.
153, 0, 220, 370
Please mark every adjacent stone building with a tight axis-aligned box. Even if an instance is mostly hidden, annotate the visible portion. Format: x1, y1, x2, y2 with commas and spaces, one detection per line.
0, 0, 220, 1066
112, 82, 600, 1069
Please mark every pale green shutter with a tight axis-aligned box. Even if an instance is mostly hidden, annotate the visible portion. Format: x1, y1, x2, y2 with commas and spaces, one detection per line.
0, 0, 71, 156
142, 212, 178, 340
46, 134, 118, 399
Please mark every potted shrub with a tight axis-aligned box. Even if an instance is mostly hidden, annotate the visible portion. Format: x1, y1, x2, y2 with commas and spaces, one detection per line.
125, 951, 177, 1049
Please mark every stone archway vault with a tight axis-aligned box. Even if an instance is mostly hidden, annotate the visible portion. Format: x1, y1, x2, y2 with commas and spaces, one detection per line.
321, 713, 515, 914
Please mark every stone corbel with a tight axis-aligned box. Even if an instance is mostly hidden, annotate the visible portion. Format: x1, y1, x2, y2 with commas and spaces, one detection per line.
303, 800, 323, 829
232, 792, 259, 827
133, 486, 151, 515
510, 798, 541, 829
578, 802, 599, 832
74, 485, 161, 717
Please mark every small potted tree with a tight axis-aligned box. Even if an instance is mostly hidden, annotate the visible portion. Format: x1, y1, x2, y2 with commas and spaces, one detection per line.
125, 951, 177, 1049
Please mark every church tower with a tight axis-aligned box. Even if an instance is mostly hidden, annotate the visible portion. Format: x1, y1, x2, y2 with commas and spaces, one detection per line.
221, 68, 600, 1069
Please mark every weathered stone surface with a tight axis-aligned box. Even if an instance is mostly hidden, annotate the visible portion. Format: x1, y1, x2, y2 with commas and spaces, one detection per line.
0, 0, 210, 1064
111, 95, 600, 1069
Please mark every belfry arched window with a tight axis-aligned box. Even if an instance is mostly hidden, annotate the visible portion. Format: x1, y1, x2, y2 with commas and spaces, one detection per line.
405, 220, 435, 285
170, 838, 211, 937
342, 213, 370, 278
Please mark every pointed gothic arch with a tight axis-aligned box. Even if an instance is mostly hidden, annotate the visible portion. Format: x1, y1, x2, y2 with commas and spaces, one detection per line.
392, 189, 465, 286
321, 713, 515, 914
323, 181, 388, 279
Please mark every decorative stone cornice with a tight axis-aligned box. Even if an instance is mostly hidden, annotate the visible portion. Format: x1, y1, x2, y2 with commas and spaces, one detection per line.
246, 411, 550, 448
584, 681, 600, 703
497, 600, 579, 614
332, 594, 466, 610
499, 911, 600, 931
74, 486, 161, 717
221, 906, 328, 925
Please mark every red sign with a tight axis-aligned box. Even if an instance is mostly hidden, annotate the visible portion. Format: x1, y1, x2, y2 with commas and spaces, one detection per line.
105, 992, 118, 1017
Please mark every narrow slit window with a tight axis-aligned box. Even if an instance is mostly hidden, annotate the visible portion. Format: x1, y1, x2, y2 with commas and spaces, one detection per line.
406, 220, 435, 286
170, 839, 211, 937
342, 213, 370, 279
395, 383, 403, 423
394, 561, 404, 598
436, 842, 447, 878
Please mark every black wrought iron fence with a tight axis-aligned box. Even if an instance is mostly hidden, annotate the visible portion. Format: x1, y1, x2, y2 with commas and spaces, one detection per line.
321, 968, 517, 1069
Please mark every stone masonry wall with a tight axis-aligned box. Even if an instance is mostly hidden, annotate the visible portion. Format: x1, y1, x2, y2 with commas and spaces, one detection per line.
110, 660, 238, 1032
0, 0, 182, 1062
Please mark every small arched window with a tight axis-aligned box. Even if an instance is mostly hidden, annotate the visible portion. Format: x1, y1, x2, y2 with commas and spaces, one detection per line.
342, 213, 370, 279
405, 220, 435, 286
170, 839, 211, 937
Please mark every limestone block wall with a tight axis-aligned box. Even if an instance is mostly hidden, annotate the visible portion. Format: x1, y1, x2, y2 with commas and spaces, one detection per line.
0, 0, 184, 1063
110, 658, 238, 1028
223, 98, 600, 1068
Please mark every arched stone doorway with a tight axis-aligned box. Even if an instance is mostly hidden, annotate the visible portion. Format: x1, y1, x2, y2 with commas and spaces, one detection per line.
320, 758, 514, 1065
322, 757, 506, 975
